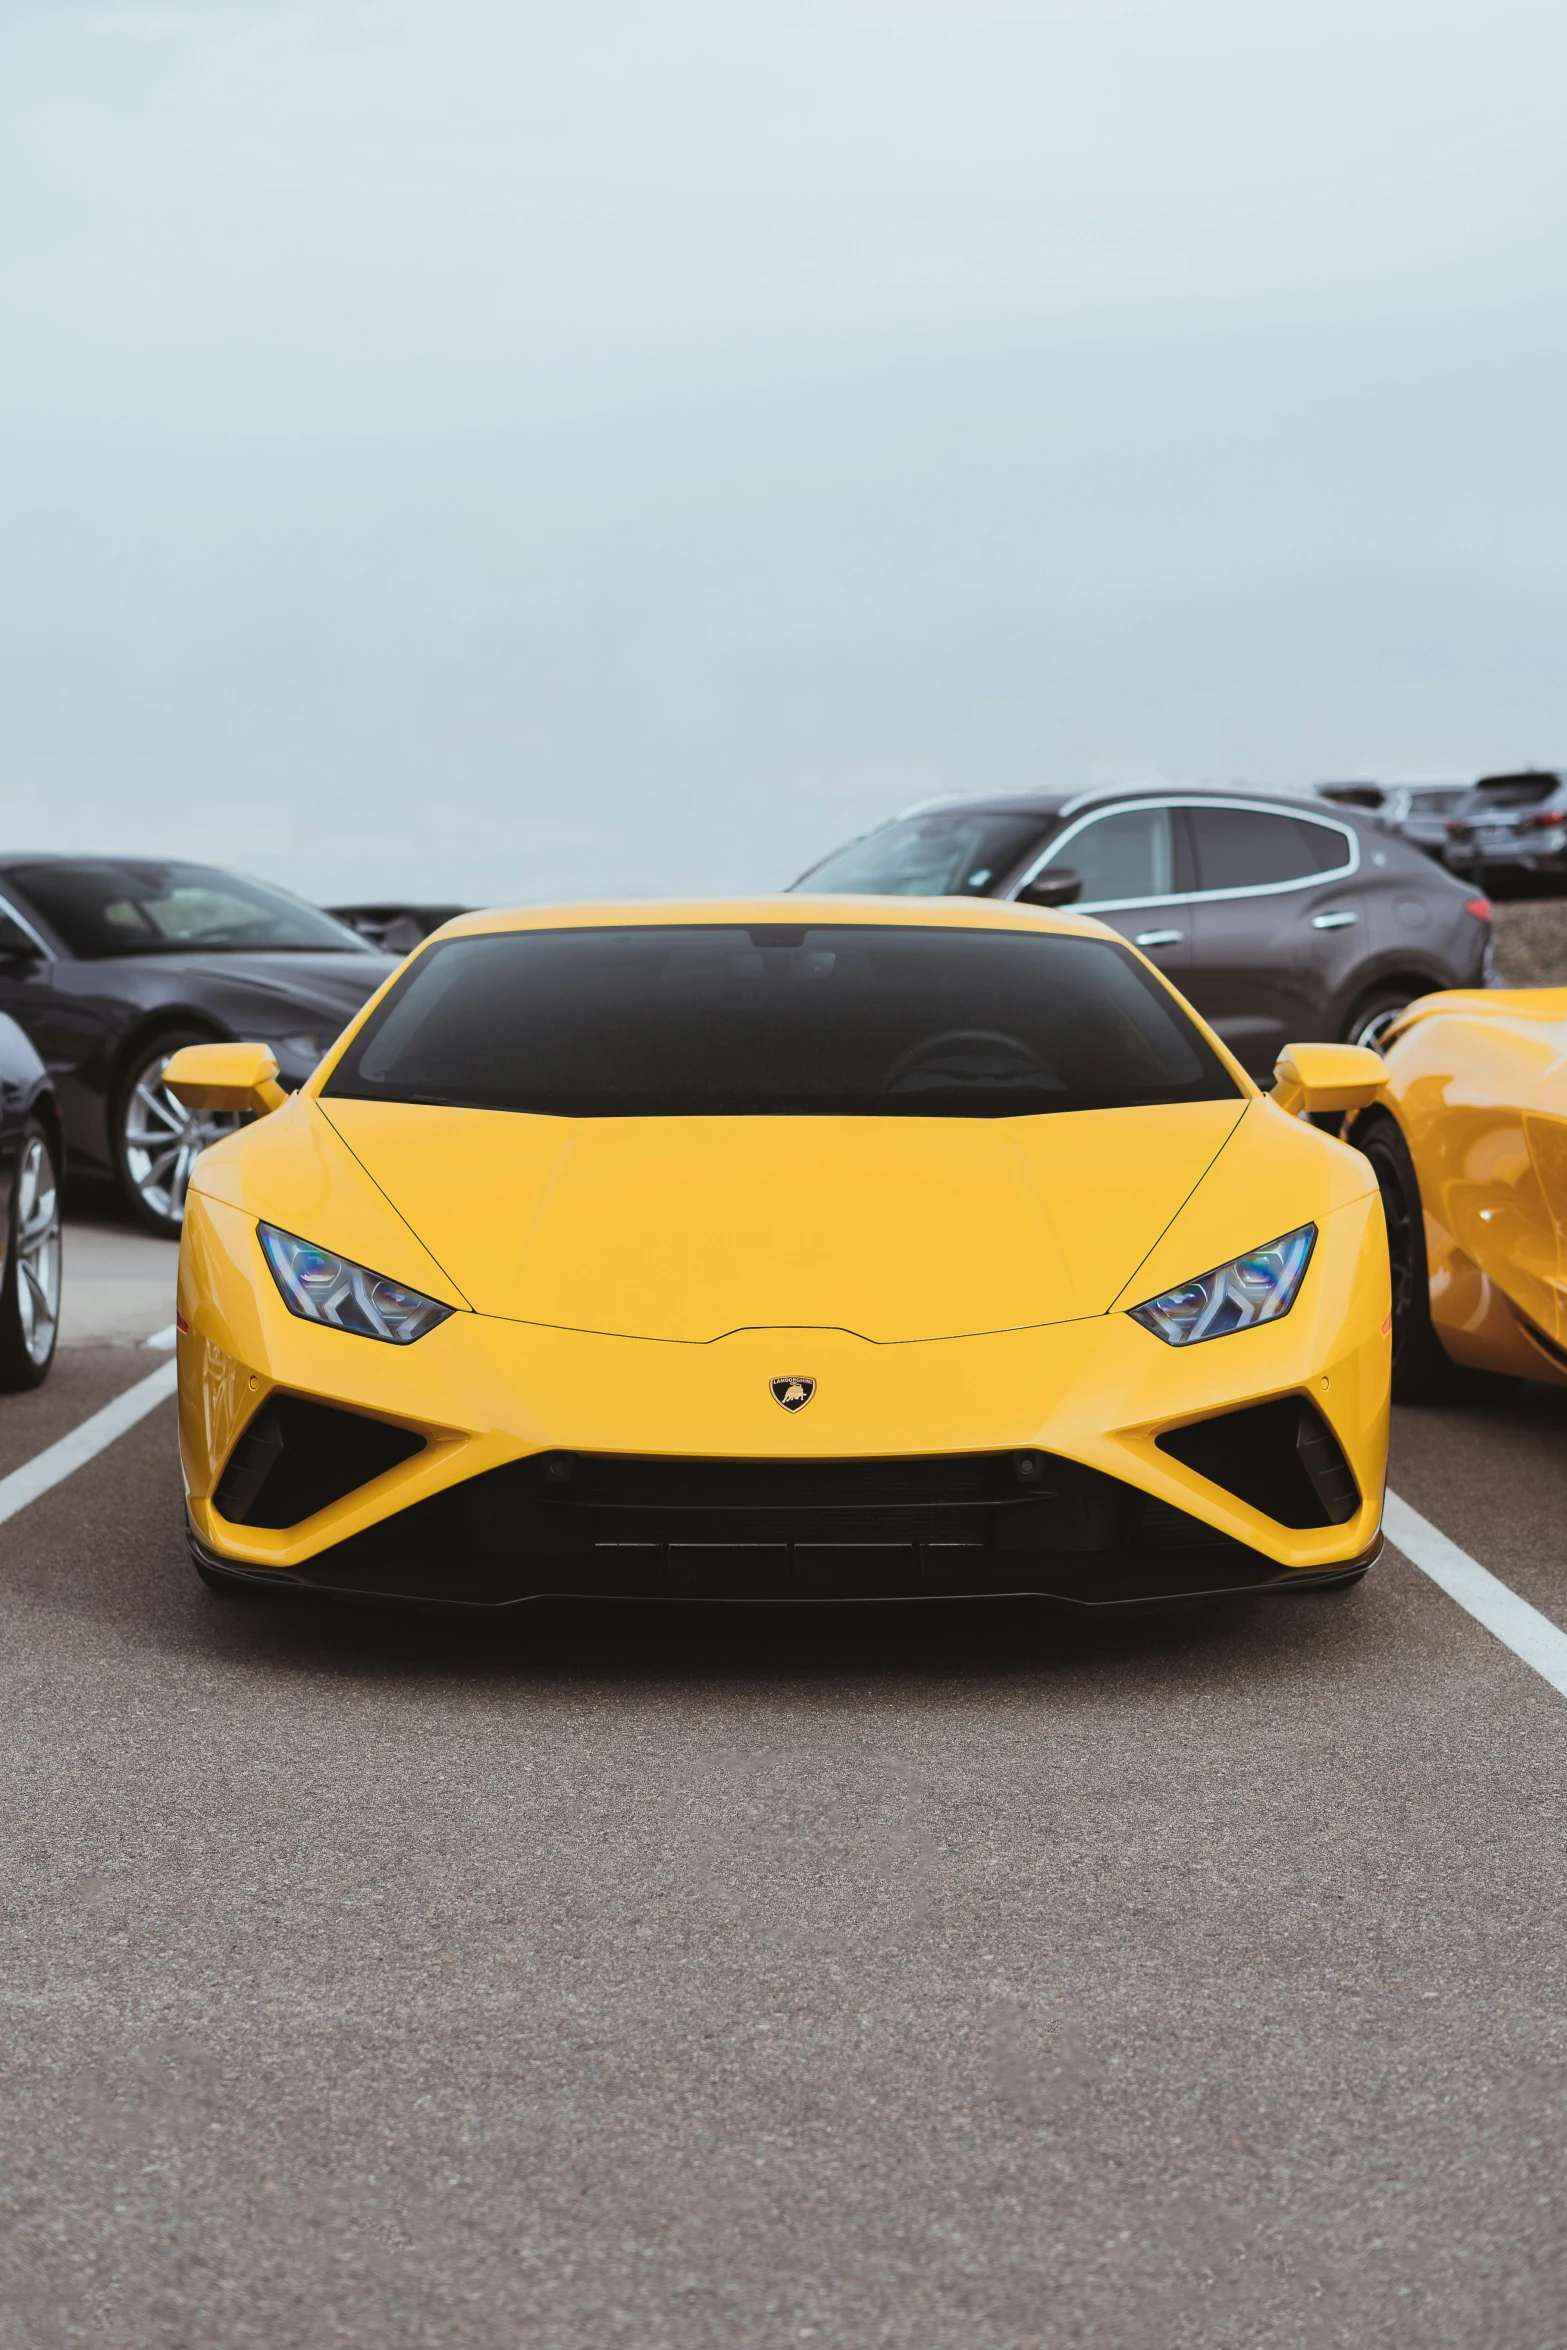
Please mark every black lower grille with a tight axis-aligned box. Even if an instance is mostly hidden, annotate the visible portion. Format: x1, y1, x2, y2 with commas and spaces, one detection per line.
365, 1444, 1143, 1559
215, 1396, 426, 1529
1155, 1396, 1359, 1528
203, 1428, 1373, 1606
265, 1442, 1314, 1604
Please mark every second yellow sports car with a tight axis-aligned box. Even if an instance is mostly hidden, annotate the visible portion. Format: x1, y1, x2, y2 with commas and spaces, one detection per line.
1350, 986, 1567, 1400
166, 898, 1393, 1610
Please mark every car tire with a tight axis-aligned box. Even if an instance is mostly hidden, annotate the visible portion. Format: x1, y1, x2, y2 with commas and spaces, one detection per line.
1357, 1111, 1502, 1404
114, 1027, 241, 1238
1344, 987, 1421, 1054
0, 1118, 62, 1391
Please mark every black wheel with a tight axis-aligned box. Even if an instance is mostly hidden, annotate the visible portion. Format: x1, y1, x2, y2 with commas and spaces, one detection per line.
113, 1027, 241, 1238
1358, 1112, 1497, 1403
0, 1119, 61, 1390
1344, 987, 1419, 1054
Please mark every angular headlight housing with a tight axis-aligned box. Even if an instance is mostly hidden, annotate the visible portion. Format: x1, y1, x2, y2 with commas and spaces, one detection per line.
1129, 1224, 1316, 1346
258, 1224, 454, 1344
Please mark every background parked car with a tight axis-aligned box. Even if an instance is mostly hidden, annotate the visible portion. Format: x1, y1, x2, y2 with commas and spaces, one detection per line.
0, 1011, 62, 1388
0, 859, 394, 1237
1314, 779, 1471, 859
1441, 770, 1567, 889
326, 902, 470, 953
794, 787, 1494, 1075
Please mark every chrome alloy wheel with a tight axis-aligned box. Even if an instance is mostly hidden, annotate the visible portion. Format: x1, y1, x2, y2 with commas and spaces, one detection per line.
121, 1046, 240, 1229
12, 1133, 61, 1367
1348, 999, 1411, 1054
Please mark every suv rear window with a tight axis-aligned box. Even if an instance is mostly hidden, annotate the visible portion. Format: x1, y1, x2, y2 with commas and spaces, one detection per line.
325, 923, 1241, 1120
1465, 772, 1560, 811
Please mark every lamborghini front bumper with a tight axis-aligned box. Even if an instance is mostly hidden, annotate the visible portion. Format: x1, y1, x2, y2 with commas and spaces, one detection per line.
177, 1185, 1391, 1604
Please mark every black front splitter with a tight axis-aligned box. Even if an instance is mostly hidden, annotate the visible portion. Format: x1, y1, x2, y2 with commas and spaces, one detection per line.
186, 1520, 1381, 1614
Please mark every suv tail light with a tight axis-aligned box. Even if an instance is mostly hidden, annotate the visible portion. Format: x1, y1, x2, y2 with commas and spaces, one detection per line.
1522, 809, 1567, 830
1464, 895, 1493, 921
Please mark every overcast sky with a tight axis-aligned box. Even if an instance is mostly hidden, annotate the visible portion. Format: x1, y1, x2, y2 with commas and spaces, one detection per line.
3, 0, 1566, 903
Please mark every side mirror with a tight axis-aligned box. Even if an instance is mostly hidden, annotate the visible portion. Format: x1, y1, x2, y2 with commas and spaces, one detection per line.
1270, 1042, 1389, 1118
163, 1042, 288, 1118
0, 911, 40, 961
1015, 866, 1082, 909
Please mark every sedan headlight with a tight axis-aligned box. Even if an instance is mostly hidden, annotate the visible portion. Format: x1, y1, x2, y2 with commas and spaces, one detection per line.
258, 1224, 454, 1344
1129, 1224, 1316, 1345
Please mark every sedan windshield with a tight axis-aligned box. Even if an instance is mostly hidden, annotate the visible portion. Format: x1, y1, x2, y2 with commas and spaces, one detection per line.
325, 923, 1240, 1119
794, 810, 1049, 897
7, 861, 367, 958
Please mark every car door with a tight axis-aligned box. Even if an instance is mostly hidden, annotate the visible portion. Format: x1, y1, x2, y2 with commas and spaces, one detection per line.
1012, 802, 1195, 987
1181, 802, 1360, 1079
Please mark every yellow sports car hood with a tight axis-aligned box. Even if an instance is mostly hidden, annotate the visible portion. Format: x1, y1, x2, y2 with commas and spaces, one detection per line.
314, 1097, 1247, 1343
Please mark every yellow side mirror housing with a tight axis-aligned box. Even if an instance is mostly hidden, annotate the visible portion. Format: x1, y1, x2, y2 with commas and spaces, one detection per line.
162, 1042, 288, 1117
1270, 1041, 1390, 1119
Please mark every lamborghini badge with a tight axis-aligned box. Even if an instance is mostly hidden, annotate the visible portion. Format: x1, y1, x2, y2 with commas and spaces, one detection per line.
770, 1377, 816, 1413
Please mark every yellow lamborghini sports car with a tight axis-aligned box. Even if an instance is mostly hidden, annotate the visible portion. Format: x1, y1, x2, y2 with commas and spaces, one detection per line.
1349, 986, 1567, 1402
167, 899, 1393, 1611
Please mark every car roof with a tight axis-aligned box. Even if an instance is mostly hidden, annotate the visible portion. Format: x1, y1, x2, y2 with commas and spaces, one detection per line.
894, 784, 1351, 823
425, 895, 1121, 944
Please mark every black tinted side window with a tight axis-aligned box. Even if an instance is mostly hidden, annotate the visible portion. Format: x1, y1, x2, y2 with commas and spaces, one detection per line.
1189, 808, 1350, 890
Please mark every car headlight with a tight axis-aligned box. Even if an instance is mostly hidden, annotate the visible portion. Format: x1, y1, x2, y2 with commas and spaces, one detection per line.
258, 1224, 454, 1344
1129, 1224, 1316, 1345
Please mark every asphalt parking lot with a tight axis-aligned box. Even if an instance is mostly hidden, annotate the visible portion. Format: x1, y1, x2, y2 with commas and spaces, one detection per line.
2, 1210, 1565, 2348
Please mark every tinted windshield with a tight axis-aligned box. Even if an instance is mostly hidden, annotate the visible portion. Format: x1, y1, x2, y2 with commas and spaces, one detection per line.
325, 923, 1240, 1119
794, 810, 1049, 897
7, 861, 366, 959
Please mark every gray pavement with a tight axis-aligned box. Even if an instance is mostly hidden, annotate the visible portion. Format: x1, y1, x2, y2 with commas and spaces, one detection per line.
58, 1207, 179, 1351
1, 1378, 1565, 2347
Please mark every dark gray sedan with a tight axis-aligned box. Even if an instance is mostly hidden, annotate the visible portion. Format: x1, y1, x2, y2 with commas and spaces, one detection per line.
793, 786, 1494, 1078
0, 859, 394, 1236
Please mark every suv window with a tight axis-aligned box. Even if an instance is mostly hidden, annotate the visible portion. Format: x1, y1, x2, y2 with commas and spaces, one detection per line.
1043, 805, 1180, 904
1188, 807, 1349, 891
1463, 772, 1560, 812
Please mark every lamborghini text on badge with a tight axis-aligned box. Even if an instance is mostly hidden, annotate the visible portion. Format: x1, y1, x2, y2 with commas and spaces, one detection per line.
770, 1377, 816, 1413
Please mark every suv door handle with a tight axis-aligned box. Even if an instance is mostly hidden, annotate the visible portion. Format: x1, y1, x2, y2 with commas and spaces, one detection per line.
1311, 911, 1357, 930
1134, 928, 1183, 947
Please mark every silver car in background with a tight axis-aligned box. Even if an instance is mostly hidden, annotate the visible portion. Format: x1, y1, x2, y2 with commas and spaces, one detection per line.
1440, 769, 1567, 888
1314, 780, 1471, 860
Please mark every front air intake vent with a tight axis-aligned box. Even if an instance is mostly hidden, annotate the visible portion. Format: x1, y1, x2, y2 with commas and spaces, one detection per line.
215, 1395, 425, 1529
1155, 1397, 1359, 1529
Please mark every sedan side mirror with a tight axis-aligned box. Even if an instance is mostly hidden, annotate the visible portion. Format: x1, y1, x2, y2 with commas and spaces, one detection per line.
1270, 1043, 1389, 1118
1015, 866, 1082, 909
163, 1042, 288, 1118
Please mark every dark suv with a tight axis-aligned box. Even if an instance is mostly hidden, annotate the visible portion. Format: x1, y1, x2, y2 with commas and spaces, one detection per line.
793, 787, 1493, 1076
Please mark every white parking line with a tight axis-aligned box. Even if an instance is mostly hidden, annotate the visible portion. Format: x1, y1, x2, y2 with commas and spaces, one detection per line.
0, 1359, 179, 1529
144, 1324, 178, 1352
1385, 1490, 1567, 1701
